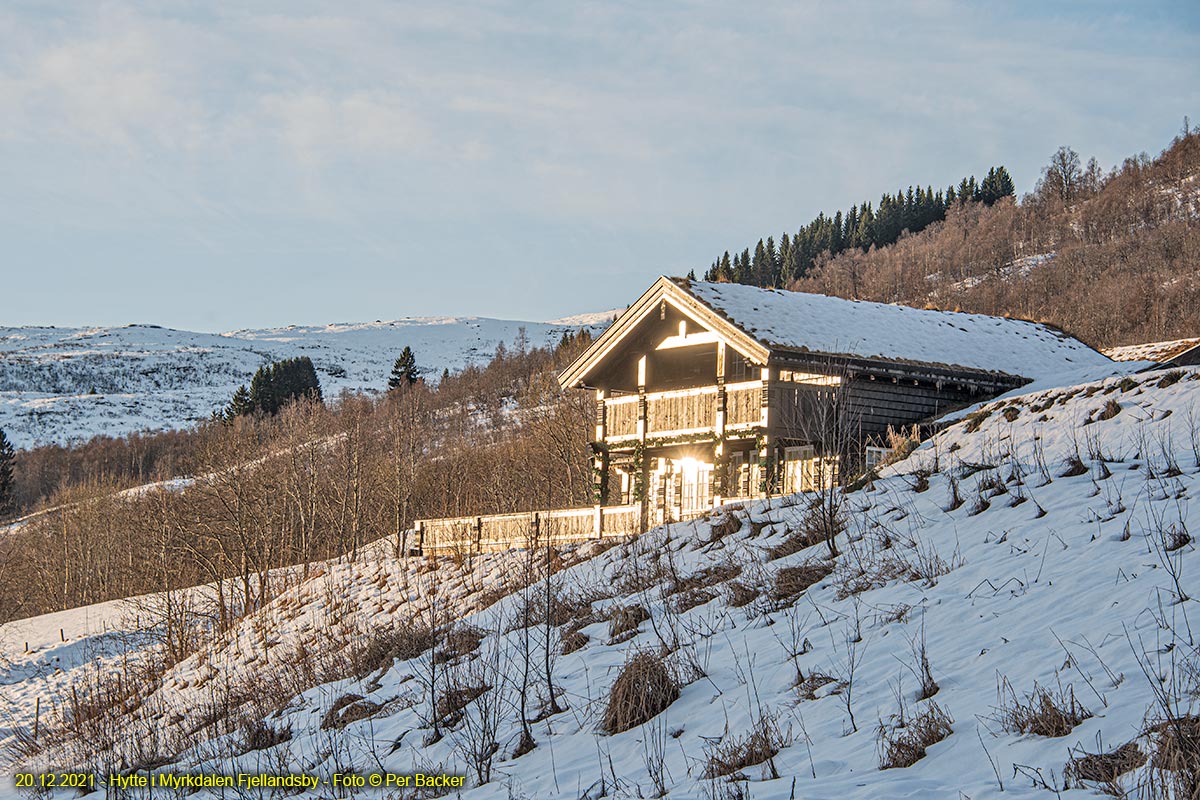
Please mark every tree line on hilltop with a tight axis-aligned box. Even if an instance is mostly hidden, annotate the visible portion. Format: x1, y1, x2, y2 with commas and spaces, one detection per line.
700, 167, 1015, 287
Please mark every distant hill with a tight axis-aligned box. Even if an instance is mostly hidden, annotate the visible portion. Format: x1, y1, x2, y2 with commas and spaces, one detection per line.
0, 316, 607, 448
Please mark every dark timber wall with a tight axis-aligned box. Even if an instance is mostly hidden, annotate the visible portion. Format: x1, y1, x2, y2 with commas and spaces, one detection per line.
845, 378, 981, 437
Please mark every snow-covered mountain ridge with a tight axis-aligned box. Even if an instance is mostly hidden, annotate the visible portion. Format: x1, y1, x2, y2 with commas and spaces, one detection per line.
0, 315, 611, 448
2, 366, 1197, 798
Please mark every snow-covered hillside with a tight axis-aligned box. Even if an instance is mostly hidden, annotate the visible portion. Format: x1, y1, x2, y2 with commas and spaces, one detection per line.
0, 316, 611, 448
2, 367, 1197, 798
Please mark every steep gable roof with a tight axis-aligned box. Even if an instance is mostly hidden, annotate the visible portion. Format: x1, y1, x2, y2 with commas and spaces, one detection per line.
558, 277, 1113, 389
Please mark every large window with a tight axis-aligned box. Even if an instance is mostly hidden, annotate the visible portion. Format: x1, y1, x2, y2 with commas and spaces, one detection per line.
783, 445, 817, 494
864, 446, 891, 472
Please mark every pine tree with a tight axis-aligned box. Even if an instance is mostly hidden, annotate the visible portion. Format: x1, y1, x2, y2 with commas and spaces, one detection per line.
389, 346, 420, 390
0, 429, 15, 520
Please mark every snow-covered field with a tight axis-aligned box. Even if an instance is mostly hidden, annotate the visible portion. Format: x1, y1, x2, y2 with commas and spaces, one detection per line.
0, 315, 613, 449
2, 366, 1197, 798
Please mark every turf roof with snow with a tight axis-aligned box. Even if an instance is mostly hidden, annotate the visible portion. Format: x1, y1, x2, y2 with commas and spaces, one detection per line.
678, 279, 1114, 381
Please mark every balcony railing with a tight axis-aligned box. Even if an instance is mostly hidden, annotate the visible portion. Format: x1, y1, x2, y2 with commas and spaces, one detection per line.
604, 380, 761, 442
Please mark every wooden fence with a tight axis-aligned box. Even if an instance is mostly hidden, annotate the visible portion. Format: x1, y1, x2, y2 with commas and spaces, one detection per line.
415, 504, 645, 554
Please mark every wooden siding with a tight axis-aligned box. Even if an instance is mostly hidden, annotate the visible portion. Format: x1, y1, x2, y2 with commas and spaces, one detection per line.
845, 379, 972, 435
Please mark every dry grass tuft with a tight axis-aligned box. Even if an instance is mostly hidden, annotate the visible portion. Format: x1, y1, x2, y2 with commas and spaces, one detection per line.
877, 701, 954, 769
561, 629, 589, 655
608, 604, 650, 640
434, 625, 484, 664
996, 679, 1092, 738
766, 526, 825, 560
350, 623, 434, 677
703, 716, 784, 779
601, 651, 680, 734
672, 588, 717, 613
770, 561, 833, 602
1065, 741, 1146, 788
239, 718, 292, 752
320, 693, 385, 730
725, 580, 760, 608
1147, 714, 1200, 793
435, 683, 488, 728
1098, 399, 1122, 421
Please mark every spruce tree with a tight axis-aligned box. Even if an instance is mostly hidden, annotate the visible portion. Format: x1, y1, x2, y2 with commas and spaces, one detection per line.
0, 429, 15, 520
389, 347, 420, 389
225, 384, 253, 418
249, 365, 276, 415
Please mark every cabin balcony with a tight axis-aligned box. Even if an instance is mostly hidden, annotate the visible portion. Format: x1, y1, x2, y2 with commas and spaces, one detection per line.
603, 379, 762, 443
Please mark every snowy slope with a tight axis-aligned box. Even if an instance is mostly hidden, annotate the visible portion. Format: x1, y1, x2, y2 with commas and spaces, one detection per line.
0, 316, 607, 448
1105, 337, 1200, 364
2, 367, 1197, 799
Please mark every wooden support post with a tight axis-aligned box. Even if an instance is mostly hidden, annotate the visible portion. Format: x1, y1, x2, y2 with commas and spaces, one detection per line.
714, 341, 727, 508
637, 354, 649, 533
758, 365, 773, 497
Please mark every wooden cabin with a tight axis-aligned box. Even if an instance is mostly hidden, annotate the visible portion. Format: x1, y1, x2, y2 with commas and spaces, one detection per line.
558, 276, 1112, 529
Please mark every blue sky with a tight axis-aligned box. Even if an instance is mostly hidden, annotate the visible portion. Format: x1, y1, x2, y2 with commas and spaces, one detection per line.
2, 1, 1198, 331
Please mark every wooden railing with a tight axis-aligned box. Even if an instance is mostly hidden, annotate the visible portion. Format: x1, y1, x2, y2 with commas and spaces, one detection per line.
604, 380, 761, 442
647, 386, 718, 434
607, 396, 638, 437
417, 504, 644, 553
726, 382, 762, 427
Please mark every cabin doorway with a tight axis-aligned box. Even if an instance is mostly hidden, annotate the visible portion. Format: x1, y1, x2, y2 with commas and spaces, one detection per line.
654, 456, 714, 523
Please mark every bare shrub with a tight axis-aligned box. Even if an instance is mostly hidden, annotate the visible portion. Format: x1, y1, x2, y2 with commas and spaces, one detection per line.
608, 604, 650, 640
995, 679, 1092, 737
601, 651, 680, 734
877, 701, 954, 769
703, 715, 785, 779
